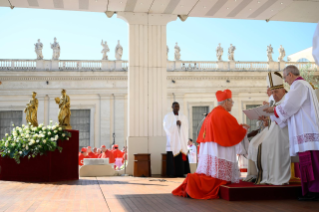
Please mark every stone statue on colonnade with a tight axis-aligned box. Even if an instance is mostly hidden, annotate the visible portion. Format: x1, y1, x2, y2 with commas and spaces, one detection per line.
115, 40, 123, 60
216, 43, 223, 61
55, 89, 72, 129
51, 37, 60, 60
174, 42, 181, 61
278, 45, 286, 61
24, 92, 38, 127
167, 45, 169, 60
34, 39, 43, 60
228, 44, 236, 61
101, 40, 110, 60
267, 44, 274, 62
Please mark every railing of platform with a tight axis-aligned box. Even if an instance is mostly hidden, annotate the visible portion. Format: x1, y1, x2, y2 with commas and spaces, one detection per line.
0, 59, 318, 72
235, 62, 269, 71
0, 59, 36, 70
285, 62, 318, 70
122, 61, 128, 70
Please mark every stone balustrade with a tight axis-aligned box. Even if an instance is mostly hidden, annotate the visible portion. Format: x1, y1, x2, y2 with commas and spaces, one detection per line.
0, 59, 317, 72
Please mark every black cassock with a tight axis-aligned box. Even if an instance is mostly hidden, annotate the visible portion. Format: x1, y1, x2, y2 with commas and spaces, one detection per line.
166, 151, 190, 177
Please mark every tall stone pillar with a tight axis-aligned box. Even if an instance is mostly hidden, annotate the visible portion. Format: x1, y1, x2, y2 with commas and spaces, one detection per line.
117, 12, 177, 175
99, 95, 111, 148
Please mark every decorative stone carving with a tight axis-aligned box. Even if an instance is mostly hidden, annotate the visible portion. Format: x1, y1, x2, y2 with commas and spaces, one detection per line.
34, 39, 43, 60
115, 40, 123, 61
267, 44, 274, 62
278, 45, 286, 62
51, 37, 60, 60
24, 91, 38, 127
216, 43, 223, 61
101, 40, 110, 60
228, 44, 236, 61
174, 42, 181, 61
55, 89, 71, 129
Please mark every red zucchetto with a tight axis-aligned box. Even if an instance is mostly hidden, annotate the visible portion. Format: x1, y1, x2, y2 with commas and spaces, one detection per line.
81, 147, 87, 152
215, 89, 232, 102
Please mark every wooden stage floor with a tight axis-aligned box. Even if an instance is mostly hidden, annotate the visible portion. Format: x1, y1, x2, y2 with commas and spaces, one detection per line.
0, 176, 317, 212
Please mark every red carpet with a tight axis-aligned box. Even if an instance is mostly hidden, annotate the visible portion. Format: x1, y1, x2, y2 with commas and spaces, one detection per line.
220, 180, 302, 201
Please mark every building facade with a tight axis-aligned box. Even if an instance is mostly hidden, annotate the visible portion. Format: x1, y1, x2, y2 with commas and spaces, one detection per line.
1, 59, 317, 152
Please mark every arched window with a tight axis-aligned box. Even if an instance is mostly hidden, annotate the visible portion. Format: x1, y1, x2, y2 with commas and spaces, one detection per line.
297, 58, 310, 62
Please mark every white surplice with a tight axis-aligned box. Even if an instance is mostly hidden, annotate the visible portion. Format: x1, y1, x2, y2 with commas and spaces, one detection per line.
260, 95, 291, 185
196, 136, 249, 183
272, 80, 319, 156
163, 112, 189, 156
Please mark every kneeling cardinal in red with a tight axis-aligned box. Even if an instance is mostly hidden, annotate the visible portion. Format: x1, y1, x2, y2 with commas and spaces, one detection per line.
172, 89, 250, 199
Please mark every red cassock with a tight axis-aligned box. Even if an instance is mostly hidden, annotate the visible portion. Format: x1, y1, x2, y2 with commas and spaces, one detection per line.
78, 153, 88, 166
99, 150, 110, 158
172, 104, 246, 200
108, 151, 116, 164
112, 149, 124, 158
88, 152, 96, 158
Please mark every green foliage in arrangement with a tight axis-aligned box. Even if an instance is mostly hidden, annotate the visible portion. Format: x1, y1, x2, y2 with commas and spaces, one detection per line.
0, 121, 71, 164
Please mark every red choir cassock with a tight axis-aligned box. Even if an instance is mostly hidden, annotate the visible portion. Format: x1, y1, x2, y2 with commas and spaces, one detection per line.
172, 89, 247, 199
112, 145, 124, 158
79, 147, 89, 166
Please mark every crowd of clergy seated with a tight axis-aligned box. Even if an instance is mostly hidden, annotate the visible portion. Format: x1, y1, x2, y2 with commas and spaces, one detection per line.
78, 144, 127, 170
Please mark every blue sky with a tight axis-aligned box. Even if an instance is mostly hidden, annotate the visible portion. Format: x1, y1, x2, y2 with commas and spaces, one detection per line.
0, 7, 316, 61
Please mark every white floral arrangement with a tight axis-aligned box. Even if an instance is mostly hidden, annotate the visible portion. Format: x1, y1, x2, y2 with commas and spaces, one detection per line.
0, 120, 71, 164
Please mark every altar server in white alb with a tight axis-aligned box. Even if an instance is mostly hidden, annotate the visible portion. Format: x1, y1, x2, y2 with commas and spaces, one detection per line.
163, 102, 190, 177
264, 65, 319, 201
252, 72, 291, 185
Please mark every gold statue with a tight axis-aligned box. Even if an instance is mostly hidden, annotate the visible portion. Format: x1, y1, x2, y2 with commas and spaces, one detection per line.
24, 92, 38, 126
55, 89, 72, 129
24, 103, 32, 124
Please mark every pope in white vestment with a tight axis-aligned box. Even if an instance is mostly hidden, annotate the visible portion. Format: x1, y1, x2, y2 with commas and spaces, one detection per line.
163, 102, 190, 177
246, 72, 291, 185
265, 65, 319, 200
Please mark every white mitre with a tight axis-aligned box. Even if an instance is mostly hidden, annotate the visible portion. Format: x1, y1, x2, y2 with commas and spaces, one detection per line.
267, 72, 284, 90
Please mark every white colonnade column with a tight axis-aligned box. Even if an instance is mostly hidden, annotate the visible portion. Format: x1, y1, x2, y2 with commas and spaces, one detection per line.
117, 12, 177, 175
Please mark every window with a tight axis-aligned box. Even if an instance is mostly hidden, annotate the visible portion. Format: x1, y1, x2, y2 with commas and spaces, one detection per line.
192, 106, 209, 142
245, 104, 262, 133
0, 111, 23, 139
297, 58, 310, 62
70, 109, 90, 151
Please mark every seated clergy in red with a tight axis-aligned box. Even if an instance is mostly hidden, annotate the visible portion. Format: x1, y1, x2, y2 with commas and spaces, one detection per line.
108, 146, 116, 164
112, 144, 124, 168
99, 145, 110, 158
79, 147, 89, 166
93, 147, 99, 157
112, 144, 124, 158
172, 89, 250, 199
87, 146, 96, 158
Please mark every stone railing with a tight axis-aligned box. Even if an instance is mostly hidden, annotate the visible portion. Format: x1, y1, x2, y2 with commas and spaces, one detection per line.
0, 59, 317, 72
168, 61, 318, 72
0, 59, 127, 71
0, 59, 36, 70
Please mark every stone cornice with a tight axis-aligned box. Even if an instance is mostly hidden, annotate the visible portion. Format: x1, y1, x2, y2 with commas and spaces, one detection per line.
0, 75, 267, 81
0, 76, 128, 81
167, 76, 266, 80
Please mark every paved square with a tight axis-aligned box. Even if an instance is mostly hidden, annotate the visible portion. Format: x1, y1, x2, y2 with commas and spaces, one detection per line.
0, 177, 317, 212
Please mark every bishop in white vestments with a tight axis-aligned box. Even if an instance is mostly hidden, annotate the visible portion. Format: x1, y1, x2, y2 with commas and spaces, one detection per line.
264, 65, 319, 200
163, 102, 190, 177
